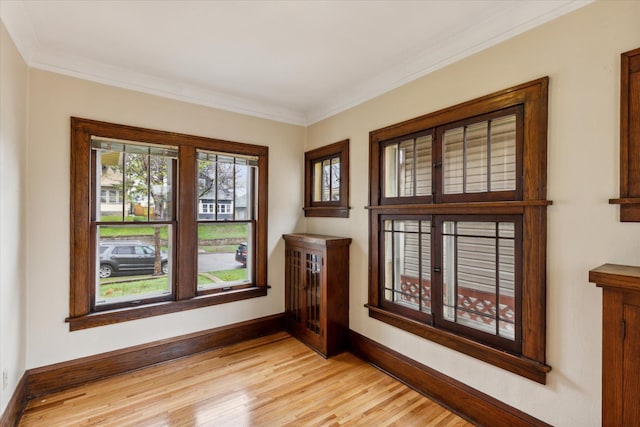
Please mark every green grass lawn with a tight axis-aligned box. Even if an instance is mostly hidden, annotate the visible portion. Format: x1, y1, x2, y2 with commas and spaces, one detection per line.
198, 223, 248, 239
97, 220, 248, 300
99, 276, 169, 298
98, 219, 247, 241
196, 268, 248, 286
100, 268, 248, 298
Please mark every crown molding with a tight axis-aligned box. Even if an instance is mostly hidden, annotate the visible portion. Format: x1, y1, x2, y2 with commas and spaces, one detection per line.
2, 0, 592, 127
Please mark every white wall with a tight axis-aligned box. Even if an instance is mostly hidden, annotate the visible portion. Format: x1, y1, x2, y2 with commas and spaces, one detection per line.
25, 70, 306, 368
306, 2, 640, 426
0, 20, 28, 414
4, 1, 640, 425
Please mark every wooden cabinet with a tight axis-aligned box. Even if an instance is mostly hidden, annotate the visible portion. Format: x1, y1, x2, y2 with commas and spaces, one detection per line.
589, 264, 640, 426
283, 233, 351, 357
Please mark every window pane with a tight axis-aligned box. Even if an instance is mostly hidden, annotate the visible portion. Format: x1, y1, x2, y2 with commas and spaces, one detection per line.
398, 139, 414, 197
322, 159, 331, 201
384, 144, 399, 198
384, 221, 417, 309
442, 220, 516, 341
198, 155, 216, 219
313, 161, 322, 202
384, 137, 430, 199
234, 162, 254, 220
94, 141, 176, 223
331, 156, 340, 201
311, 155, 340, 203
420, 220, 432, 314
415, 135, 432, 196
216, 162, 235, 219
490, 114, 517, 191
443, 114, 516, 195
97, 151, 124, 221
443, 128, 464, 194
383, 221, 395, 304
383, 220, 431, 312
197, 152, 256, 221
96, 224, 172, 306
197, 223, 251, 291
124, 152, 150, 221
442, 221, 456, 320
498, 235, 516, 339
465, 122, 488, 193
456, 223, 496, 334
148, 154, 173, 221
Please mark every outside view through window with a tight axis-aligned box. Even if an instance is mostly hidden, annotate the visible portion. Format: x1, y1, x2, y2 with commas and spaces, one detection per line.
93, 139, 254, 306
196, 151, 256, 292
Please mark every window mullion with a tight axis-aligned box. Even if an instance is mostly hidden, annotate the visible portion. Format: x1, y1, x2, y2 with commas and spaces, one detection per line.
391, 222, 396, 305
177, 145, 197, 301
487, 120, 493, 192
396, 143, 401, 198
453, 222, 458, 324
232, 159, 237, 221
433, 130, 440, 201
214, 159, 219, 221
495, 222, 500, 336
462, 127, 468, 194
418, 221, 422, 312
146, 154, 151, 221
431, 218, 440, 325
411, 138, 418, 196
122, 152, 127, 221
329, 157, 333, 200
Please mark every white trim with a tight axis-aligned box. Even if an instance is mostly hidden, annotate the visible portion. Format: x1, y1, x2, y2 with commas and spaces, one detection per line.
1, 1, 591, 126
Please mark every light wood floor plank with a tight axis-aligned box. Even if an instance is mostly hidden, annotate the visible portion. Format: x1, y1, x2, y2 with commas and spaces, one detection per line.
19, 332, 473, 427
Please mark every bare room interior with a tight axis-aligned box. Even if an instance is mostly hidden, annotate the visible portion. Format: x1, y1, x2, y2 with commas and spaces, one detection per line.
1, 1, 639, 426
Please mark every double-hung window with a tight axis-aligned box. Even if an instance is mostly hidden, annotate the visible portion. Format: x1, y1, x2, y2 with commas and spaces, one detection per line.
367, 78, 551, 383
69, 118, 268, 330
196, 151, 257, 294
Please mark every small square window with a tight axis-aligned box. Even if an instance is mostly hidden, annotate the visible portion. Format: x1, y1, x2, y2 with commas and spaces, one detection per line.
304, 139, 349, 218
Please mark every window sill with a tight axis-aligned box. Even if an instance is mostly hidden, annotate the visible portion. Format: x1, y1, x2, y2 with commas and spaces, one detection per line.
303, 206, 350, 218
609, 198, 640, 222
67, 286, 268, 331
365, 305, 550, 384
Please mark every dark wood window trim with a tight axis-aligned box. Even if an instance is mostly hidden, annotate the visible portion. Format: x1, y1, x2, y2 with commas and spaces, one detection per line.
68, 117, 269, 331
610, 47, 640, 221
367, 78, 551, 383
303, 139, 350, 218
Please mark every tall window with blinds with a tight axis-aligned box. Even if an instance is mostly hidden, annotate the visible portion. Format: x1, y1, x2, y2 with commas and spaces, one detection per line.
367, 78, 550, 383
376, 110, 522, 347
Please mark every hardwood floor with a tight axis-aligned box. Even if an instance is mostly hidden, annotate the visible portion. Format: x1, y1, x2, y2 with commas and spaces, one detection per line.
19, 332, 473, 426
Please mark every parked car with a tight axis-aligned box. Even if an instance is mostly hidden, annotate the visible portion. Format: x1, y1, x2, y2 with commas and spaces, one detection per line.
99, 241, 168, 278
235, 242, 247, 266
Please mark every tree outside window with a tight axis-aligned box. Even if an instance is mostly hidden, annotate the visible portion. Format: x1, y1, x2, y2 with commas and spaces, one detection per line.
69, 118, 268, 330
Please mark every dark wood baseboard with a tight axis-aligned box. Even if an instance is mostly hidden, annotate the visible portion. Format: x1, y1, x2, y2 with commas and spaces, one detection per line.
0, 373, 27, 427
26, 313, 285, 399
348, 330, 550, 427
5, 316, 549, 427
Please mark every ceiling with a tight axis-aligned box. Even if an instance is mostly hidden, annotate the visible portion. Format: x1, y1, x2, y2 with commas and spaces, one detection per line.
1, 0, 591, 125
